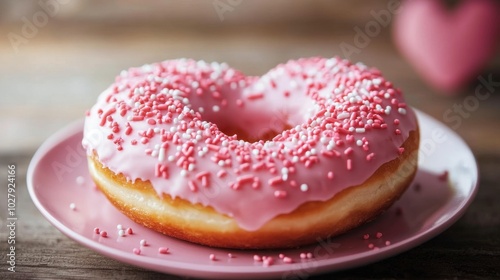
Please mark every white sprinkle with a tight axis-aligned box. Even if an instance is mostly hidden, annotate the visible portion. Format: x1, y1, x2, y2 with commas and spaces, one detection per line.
168, 155, 175, 162
158, 148, 166, 162
69, 203, 76, 210
140, 239, 147, 246
218, 160, 225, 167
188, 164, 195, 171
282, 174, 288, 181
151, 150, 158, 157
198, 107, 204, 113
385, 106, 392, 115
373, 78, 382, 85
75, 176, 85, 185
355, 128, 365, 133
212, 105, 220, 112
117, 224, 123, 230
398, 108, 407, 115
300, 184, 309, 192
118, 229, 125, 237
180, 170, 188, 177
337, 112, 350, 119
356, 140, 363, 146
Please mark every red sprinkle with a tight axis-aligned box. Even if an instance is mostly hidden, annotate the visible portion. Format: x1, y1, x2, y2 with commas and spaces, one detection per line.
158, 247, 169, 254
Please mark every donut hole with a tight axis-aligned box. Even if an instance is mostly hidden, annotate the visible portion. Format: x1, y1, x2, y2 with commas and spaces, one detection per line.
197, 101, 313, 143
218, 124, 293, 143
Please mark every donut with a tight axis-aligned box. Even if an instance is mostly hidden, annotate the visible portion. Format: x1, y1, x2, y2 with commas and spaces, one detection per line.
83, 57, 419, 249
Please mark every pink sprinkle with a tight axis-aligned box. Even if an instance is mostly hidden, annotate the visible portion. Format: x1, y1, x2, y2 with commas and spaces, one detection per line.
283, 257, 293, 264
263, 257, 274, 267
133, 248, 141, 255
438, 170, 449, 181
158, 247, 169, 254
327, 171, 334, 179
253, 255, 262, 262
368, 243, 375, 249
300, 253, 307, 259
385, 241, 391, 246
398, 147, 405, 154
227, 253, 233, 258
307, 253, 313, 259
247, 92, 264, 100
279, 253, 285, 259
274, 190, 287, 198
236, 174, 254, 185
366, 153, 375, 161
93, 227, 100, 234
209, 254, 217, 261
130, 115, 144, 122
268, 176, 283, 186
195, 171, 210, 180
376, 232, 383, 239
363, 234, 370, 240
344, 147, 353, 155
346, 159, 352, 170
99, 108, 116, 126
217, 170, 227, 178
188, 180, 198, 192
100, 231, 108, 238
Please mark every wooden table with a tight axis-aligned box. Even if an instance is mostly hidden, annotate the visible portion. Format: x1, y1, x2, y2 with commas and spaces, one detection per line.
1, 21, 499, 279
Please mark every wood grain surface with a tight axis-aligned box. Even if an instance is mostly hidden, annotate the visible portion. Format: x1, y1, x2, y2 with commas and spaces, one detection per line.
0, 7, 499, 279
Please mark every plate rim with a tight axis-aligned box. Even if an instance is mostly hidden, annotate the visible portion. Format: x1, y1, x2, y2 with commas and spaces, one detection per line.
27, 109, 479, 278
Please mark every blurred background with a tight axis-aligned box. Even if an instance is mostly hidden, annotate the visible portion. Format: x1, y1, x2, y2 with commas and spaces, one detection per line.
1, 0, 499, 156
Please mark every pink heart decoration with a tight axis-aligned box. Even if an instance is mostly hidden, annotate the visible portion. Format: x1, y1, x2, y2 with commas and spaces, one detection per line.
393, 0, 499, 93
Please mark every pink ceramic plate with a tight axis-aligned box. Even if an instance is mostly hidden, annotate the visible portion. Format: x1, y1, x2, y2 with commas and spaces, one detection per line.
28, 110, 478, 279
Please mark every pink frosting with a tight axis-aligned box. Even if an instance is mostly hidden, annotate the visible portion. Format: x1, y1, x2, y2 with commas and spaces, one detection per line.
83, 57, 417, 231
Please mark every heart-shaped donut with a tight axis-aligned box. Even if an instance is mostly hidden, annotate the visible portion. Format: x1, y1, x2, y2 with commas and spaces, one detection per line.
83, 57, 419, 248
